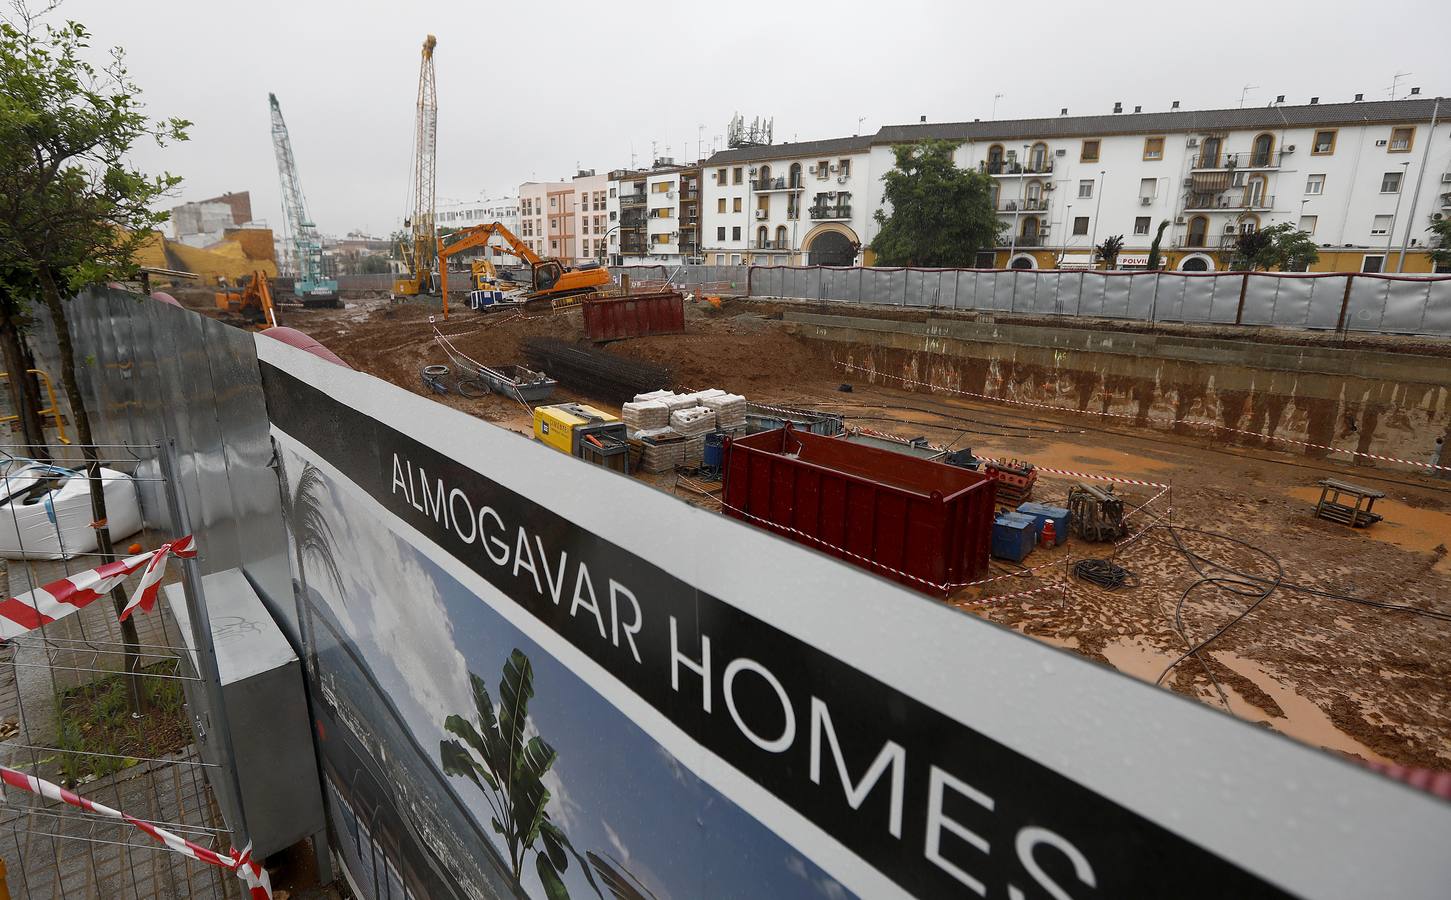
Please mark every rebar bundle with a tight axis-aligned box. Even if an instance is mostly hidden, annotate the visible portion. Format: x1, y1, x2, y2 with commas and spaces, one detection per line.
521, 338, 673, 404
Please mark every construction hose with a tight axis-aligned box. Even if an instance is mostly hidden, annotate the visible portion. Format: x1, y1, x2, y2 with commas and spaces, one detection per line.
421, 364, 450, 395
1072, 558, 1137, 591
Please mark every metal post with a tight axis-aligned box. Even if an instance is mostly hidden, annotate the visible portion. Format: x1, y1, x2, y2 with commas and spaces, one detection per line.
157, 438, 251, 846
1088, 170, 1106, 265
1383, 161, 1411, 267
1396, 96, 1441, 272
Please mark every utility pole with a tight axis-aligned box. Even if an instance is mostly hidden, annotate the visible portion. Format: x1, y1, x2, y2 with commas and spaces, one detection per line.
1385, 160, 1411, 267
1396, 96, 1440, 271
1088, 171, 1106, 266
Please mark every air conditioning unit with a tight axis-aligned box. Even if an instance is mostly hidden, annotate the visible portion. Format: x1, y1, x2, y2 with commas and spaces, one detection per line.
1044, 183, 1055, 191
1183, 178, 1195, 187
1175, 216, 1187, 224
1441, 173, 1451, 184
837, 175, 849, 184
830, 165, 839, 173
1284, 144, 1296, 153
755, 209, 768, 219
1055, 148, 1067, 156
1140, 197, 1152, 206
1375, 140, 1388, 146
1187, 138, 1199, 147
808, 165, 818, 174
1224, 224, 1237, 233
748, 167, 758, 175
667, 191, 675, 199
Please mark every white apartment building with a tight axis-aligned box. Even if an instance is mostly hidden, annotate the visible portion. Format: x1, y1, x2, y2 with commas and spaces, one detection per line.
866, 96, 1450, 273
609, 161, 703, 265
701, 136, 874, 267
435, 194, 520, 232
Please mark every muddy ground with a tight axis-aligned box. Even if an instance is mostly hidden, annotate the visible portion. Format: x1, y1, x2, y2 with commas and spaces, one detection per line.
268, 294, 1451, 772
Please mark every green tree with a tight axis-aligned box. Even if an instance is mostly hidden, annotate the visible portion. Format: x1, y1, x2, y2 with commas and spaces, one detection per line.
1095, 234, 1125, 269
1145, 220, 1170, 270
869, 140, 1003, 266
441, 650, 600, 898
0, 266, 49, 454
1428, 217, 1451, 268
0, 6, 189, 709
1229, 223, 1319, 271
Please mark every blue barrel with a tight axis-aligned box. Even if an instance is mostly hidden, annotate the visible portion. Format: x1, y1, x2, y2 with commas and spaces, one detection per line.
704, 432, 726, 468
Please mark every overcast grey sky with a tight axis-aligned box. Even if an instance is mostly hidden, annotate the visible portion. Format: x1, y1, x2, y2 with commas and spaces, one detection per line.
57, 0, 1451, 237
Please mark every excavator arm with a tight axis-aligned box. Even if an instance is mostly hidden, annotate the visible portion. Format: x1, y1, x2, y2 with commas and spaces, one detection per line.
438, 221, 609, 317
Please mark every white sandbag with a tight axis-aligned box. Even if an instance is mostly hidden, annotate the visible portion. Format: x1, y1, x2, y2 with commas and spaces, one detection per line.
0, 464, 144, 560
670, 406, 716, 437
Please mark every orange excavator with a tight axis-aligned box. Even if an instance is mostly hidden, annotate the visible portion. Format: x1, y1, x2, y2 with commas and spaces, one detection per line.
437, 222, 609, 316
214, 271, 278, 328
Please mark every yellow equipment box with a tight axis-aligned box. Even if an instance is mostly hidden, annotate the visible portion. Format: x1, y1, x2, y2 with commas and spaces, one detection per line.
533, 403, 629, 473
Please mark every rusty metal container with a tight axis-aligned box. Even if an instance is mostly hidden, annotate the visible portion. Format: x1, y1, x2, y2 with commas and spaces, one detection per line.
582, 291, 685, 341
721, 426, 996, 595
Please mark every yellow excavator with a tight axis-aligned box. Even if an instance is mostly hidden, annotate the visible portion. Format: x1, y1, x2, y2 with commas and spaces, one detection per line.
214, 271, 278, 328
438, 222, 610, 314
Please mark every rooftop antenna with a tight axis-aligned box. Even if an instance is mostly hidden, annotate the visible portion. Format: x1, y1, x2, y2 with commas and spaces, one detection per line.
697, 123, 704, 162
856, 115, 866, 135
1388, 71, 1412, 100
992, 92, 1005, 119
1239, 84, 1258, 108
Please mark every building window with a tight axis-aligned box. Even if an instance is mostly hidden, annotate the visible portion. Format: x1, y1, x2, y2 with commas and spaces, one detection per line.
550, 197, 557, 209
1305, 174, 1325, 195
733, 167, 743, 184
1250, 133, 1275, 167
1299, 215, 1317, 234
1139, 177, 1157, 200
1311, 130, 1336, 155
756, 225, 767, 246
775, 225, 787, 246
732, 226, 741, 241
551, 240, 558, 250
717, 198, 726, 214
1361, 254, 1385, 273
1370, 215, 1392, 235
609, 187, 616, 198
652, 181, 670, 193
1077, 179, 1094, 199
1134, 217, 1151, 235
717, 226, 726, 241
757, 195, 769, 212
1073, 216, 1089, 235
1380, 171, 1403, 193
733, 198, 742, 213
838, 159, 851, 177
1388, 127, 1414, 152
1143, 137, 1164, 160
717, 168, 727, 183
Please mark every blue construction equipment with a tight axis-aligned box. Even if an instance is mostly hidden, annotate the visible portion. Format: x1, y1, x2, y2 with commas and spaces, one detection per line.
1017, 501, 1070, 546
991, 512, 1037, 562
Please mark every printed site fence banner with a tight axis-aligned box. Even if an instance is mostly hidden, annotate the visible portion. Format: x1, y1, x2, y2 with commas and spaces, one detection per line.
255, 335, 1451, 900
743, 266, 1451, 337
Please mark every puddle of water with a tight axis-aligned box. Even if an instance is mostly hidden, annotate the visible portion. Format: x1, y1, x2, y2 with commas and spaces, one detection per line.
983, 440, 1174, 480
1286, 486, 1451, 573
1213, 652, 1393, 764
1101, 637, 1178, 682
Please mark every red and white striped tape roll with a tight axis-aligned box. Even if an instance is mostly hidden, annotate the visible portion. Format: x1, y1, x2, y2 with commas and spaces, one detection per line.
0, 536, 197, 641
0, 765, 271, 898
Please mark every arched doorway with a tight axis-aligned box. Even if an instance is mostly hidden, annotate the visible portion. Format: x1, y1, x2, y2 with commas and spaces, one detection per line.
806, 229, 857, 266
755, 225, 768, 249
1029, 142, 1048, 172
987, 144, 1005, 174
758, 164, 771, 188
1199, 136, 1222, 168
1187, 215, 1209, 247
1179, 255, 1213, 272
1251, 133, 1274, 167
1025, 180, 1043, 209
1009, 255, 1037, 270
788, 162, 802, 188
1020, 216, 1041, 245
774, 225, 788, 249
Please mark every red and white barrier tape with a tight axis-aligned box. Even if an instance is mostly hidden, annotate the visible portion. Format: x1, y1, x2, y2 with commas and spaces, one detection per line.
1013, 462, 1169, 489
0, 536, 196, 641
837, 360, 1451, 473
0, 765, 271, 898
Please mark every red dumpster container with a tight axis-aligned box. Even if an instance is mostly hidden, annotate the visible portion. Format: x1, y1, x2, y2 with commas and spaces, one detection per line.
722, 426, 996, 596
582, 291, 685, 341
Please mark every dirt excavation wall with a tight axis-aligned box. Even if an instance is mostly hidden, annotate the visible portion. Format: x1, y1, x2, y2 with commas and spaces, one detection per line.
784, 311, 1451, 473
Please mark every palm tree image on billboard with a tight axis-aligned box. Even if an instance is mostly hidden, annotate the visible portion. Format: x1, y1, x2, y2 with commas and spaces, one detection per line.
273, 443, 853, 900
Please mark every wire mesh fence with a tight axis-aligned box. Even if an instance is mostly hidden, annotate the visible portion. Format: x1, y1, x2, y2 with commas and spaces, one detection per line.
0, 441, 241, 899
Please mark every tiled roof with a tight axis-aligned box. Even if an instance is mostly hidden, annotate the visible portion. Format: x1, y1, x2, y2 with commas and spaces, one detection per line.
704, 135, 874, 165
873, 98, 1443, 144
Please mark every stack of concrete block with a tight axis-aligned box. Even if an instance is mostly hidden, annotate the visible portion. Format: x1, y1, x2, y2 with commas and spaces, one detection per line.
702, 393, 746, 429
671, 406, 715, 437
639, 436, 687, 473
622, 399, 670, 432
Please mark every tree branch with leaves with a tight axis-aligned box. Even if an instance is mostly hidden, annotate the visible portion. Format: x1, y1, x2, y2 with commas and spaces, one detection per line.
869, 140, 1003, 267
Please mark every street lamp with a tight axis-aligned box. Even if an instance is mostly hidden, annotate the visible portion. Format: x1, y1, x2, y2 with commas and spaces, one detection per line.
1088, 170, 1106, 266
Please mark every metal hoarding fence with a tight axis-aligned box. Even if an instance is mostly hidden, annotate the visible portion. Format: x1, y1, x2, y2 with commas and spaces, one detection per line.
743, 266, 1451, 336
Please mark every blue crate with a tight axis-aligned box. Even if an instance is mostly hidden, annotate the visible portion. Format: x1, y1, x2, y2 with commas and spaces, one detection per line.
1016, 501, 1070, 545
992, 511, 1037, 562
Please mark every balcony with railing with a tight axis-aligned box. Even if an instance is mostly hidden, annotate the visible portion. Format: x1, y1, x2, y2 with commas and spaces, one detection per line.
679, 188, 700, 200
1175, 234, 1240, 250
1189, 150, 1284, 171
997, 198, 1050, 213
1182, 193, 1275, 211
981, 160, 1054, 176
754, 176, 804, 192
750, 239, 791, 250
1009, 234, 1046, 247
619, 193, 647, 207
809, 204, 851, 220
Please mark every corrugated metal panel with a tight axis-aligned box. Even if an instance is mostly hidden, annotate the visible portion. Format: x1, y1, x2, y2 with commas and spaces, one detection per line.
582, 292, 685, 341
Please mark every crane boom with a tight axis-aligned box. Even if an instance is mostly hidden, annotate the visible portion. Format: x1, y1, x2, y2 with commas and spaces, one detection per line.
394, 35, 438, 296
268, 93, 338, 305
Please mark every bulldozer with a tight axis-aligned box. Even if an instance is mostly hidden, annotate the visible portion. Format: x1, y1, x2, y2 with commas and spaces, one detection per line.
438, 222, 609, 313
214, 271, 277, 328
